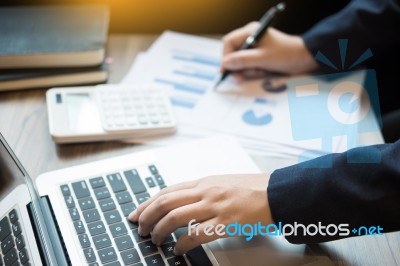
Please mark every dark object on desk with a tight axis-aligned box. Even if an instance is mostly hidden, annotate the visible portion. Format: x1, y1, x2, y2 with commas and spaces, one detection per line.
0, 62, 108, 91
0, 5, 109, 69
262, 78, 287, 93
214, 2, 286, 90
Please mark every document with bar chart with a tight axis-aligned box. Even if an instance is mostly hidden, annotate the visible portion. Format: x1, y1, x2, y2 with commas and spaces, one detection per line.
122, 31, 222, 123
121, 31, 350, 159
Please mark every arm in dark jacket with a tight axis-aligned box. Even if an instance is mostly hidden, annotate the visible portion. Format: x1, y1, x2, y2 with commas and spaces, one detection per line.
268, 141, 400, 244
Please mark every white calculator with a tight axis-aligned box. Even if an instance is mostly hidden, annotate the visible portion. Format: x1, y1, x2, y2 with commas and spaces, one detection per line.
46, 84, 177, 143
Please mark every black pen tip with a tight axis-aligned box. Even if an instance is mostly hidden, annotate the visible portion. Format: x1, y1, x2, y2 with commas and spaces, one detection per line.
214, 79, 224, 90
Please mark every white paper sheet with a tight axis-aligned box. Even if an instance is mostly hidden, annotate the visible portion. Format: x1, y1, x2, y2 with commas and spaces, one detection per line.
120, 31, 378, 160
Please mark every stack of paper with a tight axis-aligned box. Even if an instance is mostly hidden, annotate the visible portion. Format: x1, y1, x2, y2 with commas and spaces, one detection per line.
121, 31, 378, 161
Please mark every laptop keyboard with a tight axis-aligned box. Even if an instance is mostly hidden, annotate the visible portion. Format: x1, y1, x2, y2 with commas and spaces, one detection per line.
60, 164, 188, 266
0, 209, 30, 266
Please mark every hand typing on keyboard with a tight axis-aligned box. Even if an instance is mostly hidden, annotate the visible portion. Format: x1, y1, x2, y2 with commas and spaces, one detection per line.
128, 173, 271, 255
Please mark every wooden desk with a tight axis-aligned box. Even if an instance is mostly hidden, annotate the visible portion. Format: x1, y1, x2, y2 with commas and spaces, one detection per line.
0, 34, 399, 266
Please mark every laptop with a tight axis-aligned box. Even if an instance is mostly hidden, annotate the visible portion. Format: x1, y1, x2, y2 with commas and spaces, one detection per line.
0, 133, 332, 266
0, 133, 255, 266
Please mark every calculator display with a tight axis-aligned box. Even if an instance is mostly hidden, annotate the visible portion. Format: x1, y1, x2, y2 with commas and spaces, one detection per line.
66, 93, 103, 133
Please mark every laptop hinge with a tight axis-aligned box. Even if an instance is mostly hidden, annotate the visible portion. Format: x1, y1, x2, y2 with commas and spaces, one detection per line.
28, 196, 70, 266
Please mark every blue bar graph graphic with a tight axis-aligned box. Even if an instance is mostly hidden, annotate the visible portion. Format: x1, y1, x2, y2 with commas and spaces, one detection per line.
170, 97, 196, 109
173, 70, 216, 81
172, 53, 220, 67
155, 78, 207, 95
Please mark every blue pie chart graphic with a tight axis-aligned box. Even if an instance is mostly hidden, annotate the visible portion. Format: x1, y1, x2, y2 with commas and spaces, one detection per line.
242, 110, 273, 126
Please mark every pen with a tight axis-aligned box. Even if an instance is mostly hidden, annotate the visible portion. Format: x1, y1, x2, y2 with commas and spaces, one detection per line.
214, 2, 286, 90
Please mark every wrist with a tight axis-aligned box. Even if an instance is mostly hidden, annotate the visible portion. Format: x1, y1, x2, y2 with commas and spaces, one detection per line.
288, 36, 318, 74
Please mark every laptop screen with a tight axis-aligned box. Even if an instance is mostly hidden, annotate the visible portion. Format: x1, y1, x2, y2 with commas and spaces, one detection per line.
0, 135, 25, 200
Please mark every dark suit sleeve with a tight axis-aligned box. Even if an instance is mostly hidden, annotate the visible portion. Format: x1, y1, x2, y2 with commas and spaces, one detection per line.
268, 141, 400, 244
302, 0, 400, 65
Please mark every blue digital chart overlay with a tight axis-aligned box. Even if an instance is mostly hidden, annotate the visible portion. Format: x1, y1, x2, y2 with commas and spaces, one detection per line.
287, 40, 381, 167
242, 98, 274, 126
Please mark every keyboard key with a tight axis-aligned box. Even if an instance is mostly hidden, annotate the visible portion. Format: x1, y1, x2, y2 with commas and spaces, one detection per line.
114, 235, 134, 251
69, 208, 80, 221
4, 248, 18, 266
19, 247, 29, 264
167, 256, 187, 266
138, 240, 158, 256
90, 177, 105, 189
73, 221, 85, 235
94, 187, 111, 200
0, 217, 11, 241
161, 242, 175, 258
64, 196, 75, 208
88, 221, 106, 236
89, 263, 100, 266
104, 210, 121, 225
104, 262, 121, 266
83, 248, 96, 263
124, 170, 147, 194
92, 234, 112, 250
79, 197, 96, 211
8, 210, 18, 224
72, 181, 91, 199
120, 202, 136, 217
12, 222, 21, 237
109, 222, 127, 238
127, 220, 138, 230
136, 192, 151, 204
145, 177, 156, 188
162, 235, 174, 245
120, 249, 140, 265
154, 175, 165, 186
60, 185, 71, 197
15, 235, 25, 250
98, 247, 118, 264
1, 234, 15, 254
148, 165, 158, 175
99, 198, 116, 212
83, 209, 100, 223
107, 173, 127, 193
145, 254, 164, 266
78, 234, 91, 248
115, 191, 133, 205
132, 229, 151, 243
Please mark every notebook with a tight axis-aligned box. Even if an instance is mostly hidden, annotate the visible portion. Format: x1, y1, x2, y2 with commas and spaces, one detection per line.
0, 63, 108, 91
0, 5, 109, 69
